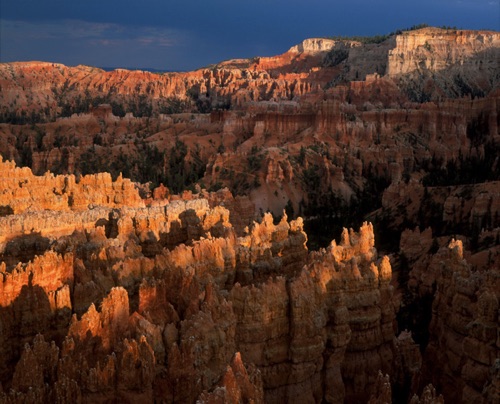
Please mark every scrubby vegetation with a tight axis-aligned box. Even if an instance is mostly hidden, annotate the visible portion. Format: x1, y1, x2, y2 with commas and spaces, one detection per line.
327, 23, 433, 45
421, 142, 500, 186
322, 49, 349, 67
76, 139, 207, 193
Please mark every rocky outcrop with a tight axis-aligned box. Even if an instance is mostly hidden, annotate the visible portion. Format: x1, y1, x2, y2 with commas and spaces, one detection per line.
398, 226, 500, 403
418, 239, 499, 403
2, 27, 498, 125
387, 28, 500, 100
202, 187, 257, 235
1, 28, 498, 224
0, 155, 143, 215
1, 150, 498, 402
235, 213, 308, 283
305, 223, 396, 402
198, 352, 264, 403
227, 222, 396, 403
0, 159, 407, 403
0, 252, 73, 382
387, 28, 500, 77
369, 371, 444, 404
288, 38, 337, 54
1, 26, 499, 403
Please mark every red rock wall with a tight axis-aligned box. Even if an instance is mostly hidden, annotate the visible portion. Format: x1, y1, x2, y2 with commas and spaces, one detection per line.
0, 161, 404, 403
0, 155, 143, 215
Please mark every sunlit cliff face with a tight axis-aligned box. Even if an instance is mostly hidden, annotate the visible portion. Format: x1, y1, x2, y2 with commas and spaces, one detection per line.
1, 28, 499, 122
0, 155, 399, 402
0, 27, 498, 403
3, 152, 495, 403
1, 30, 499, 220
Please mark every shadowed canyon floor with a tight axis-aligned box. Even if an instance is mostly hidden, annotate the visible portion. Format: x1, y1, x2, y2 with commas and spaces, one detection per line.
0, 26, 499, 403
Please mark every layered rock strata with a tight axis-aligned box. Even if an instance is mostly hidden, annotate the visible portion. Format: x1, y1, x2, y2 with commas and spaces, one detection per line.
1, 28, 498, 123
399, 230, 500, 403
0, 161, 401, 403
0, 26, 498, 404
420, 240, 499, 403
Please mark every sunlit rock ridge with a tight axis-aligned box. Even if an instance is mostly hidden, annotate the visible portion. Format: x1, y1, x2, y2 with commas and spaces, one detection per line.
0, 26, 499, 403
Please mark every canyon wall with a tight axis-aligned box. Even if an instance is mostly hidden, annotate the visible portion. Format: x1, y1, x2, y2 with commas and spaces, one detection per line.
0, 26, 498, 403
387, 28, 500, 76
2, 27, 499, 124
0, 160, 410, 403
399, 234, 499, 403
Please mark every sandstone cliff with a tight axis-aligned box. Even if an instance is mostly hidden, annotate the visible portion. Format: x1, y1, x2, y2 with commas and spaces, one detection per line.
387, 28, 500, 79
0, 26, 499, 403
1, 27, 498, 225
1, 27, 498, 124
0, 160, 406, 403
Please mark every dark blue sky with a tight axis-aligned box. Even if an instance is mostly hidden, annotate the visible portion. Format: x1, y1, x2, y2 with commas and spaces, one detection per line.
1, 0, 499, 71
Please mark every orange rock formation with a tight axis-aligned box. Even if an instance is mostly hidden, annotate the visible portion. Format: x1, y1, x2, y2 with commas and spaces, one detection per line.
0, 26, 499, 403
0, 159, 406, 403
